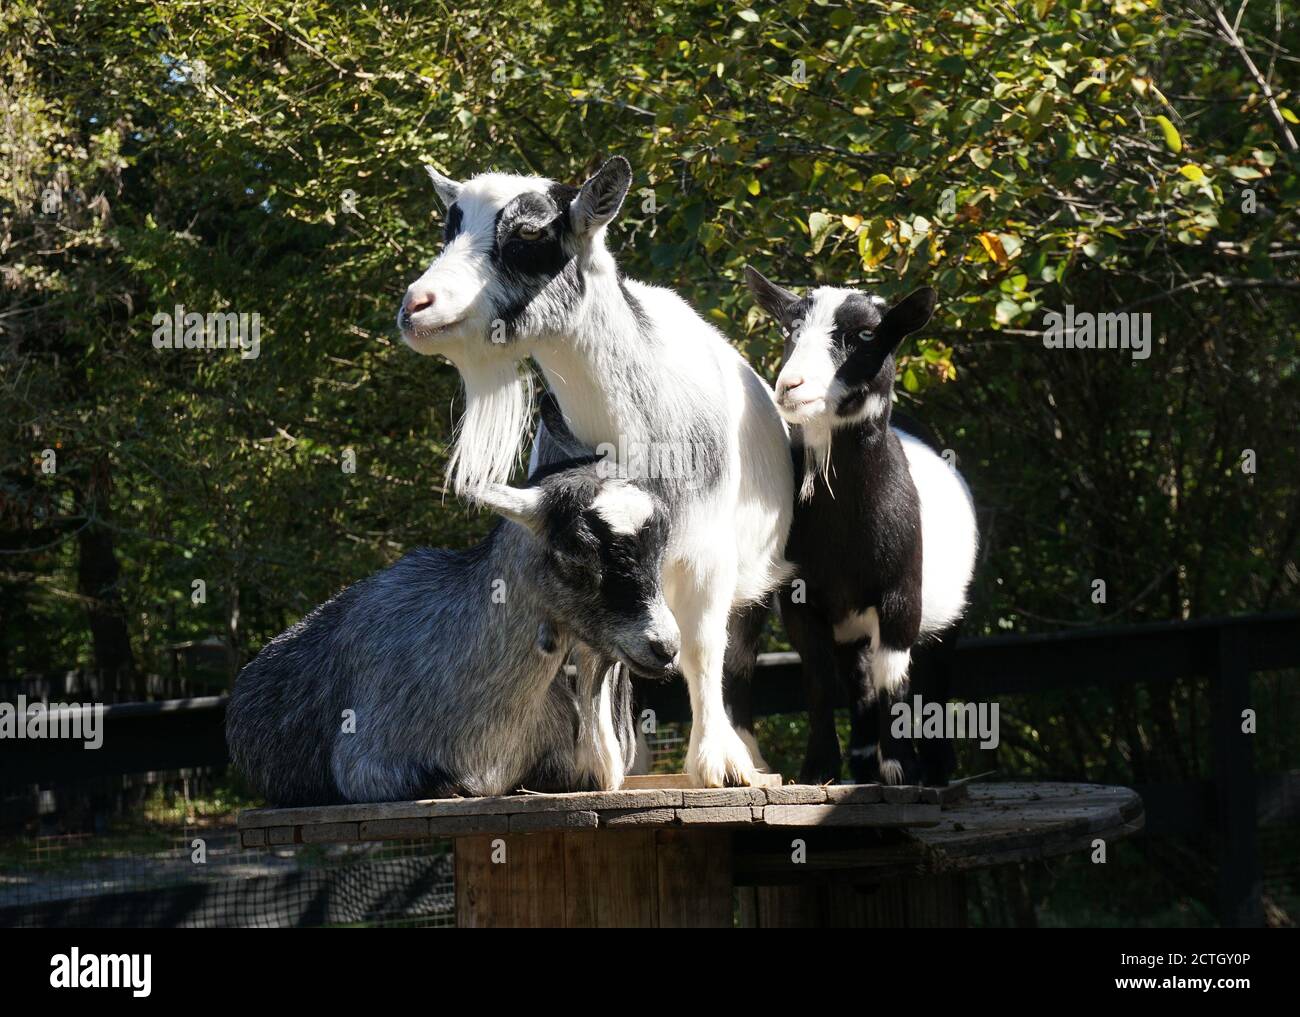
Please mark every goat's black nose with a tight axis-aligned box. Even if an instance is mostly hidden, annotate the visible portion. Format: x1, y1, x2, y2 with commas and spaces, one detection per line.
647, 638, 678, 665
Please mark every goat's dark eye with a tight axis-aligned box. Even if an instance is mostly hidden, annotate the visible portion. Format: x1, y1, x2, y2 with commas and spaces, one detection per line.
518, 225, 542, 241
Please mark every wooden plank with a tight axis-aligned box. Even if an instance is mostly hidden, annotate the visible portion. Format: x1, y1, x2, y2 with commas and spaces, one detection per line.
427, 814, 510, 838
509, 832, 567, 928
675, 806, 756, 826
765, 785, 828, 805
300, 821, 358, 844
563, 829, 658, 927
240, 828, 267, 848
238, 788, 683, 829
266, 826, 297, 845
762, 803, 940, 828
622, 774, 694, 790
656, 829, 732, 927
598, 808, 679, 827
681, 787, 767, 807
510, 810, 599, 833
358, 817, 431, 841
618, 775, 780, 790
454, 834, 512, 928
824, 784, 883, 804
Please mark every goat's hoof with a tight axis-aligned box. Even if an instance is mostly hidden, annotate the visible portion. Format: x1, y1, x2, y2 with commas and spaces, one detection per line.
686, 727, 758, 788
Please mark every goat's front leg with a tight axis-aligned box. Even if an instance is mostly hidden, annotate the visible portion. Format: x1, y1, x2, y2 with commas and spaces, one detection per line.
870, 586, 922, 696
669, 559, 759, 787
572, 648, 628, 790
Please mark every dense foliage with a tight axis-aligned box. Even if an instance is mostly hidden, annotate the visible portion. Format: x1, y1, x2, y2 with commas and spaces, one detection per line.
2, 0, 1297, 883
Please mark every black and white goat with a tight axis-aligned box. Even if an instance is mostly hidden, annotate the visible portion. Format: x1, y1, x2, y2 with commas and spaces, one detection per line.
745, 268, 978, 784
226, 400, 677, 806
396, 158, 792, 787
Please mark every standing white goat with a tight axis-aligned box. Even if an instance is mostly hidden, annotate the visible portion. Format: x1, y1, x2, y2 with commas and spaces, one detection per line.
397, 157, 792, 786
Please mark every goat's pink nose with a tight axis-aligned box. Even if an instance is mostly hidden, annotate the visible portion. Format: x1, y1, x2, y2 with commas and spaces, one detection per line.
403, 289, 435, 316
777, 375, 805, 400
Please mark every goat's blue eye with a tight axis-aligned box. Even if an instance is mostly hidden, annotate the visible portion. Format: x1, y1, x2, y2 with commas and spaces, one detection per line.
859, 330, 873, 342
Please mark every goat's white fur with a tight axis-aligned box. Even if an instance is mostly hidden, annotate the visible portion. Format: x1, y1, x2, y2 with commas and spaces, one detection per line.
401, 167, 793, 787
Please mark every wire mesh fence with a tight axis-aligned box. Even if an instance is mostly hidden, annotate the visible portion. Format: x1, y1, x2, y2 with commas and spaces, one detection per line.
0, 722, 694, 929
0, 769, 454, 928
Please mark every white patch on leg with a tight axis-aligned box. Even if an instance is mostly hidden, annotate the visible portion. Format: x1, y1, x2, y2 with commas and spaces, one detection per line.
871, 644, 912, 695
878, 757, 905, 785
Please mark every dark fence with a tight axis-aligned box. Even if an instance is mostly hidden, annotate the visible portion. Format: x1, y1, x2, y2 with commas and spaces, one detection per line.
3, 611, 1296, 927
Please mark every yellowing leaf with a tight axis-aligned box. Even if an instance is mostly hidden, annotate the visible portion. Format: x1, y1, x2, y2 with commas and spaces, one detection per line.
841, 214, 863, 232
746, 178, 761, 196
977, 231, 1008, 267
808, 211, 833, 253
1177, 164, 1204, 182
1154, 115, 1182, 153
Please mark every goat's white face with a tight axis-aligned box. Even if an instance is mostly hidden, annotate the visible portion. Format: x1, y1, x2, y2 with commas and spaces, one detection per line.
745, 266, 938, 432
398, 160, 632, 358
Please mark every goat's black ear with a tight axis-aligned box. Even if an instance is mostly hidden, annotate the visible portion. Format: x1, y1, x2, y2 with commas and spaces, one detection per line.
877, 287, 937, 349
744, 265, 800, 323
572, 157, 632, 235
424, 165, 462, 209
537, 392, 589, 458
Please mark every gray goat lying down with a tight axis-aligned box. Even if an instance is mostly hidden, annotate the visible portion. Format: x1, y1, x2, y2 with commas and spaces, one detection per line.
226, 400, 679, 806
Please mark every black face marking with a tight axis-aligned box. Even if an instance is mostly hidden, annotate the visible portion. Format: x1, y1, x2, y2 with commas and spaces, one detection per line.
832, 294, 895, 415
528, 462, 669, 626
443, 203, 463, 243
487, 185, 584, 338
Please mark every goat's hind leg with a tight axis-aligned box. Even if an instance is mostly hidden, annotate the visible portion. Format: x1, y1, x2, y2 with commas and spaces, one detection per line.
724, 598, 773, 772
781, 591, 842, 784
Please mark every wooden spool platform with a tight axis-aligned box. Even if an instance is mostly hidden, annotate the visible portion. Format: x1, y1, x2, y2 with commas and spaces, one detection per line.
237, 778, 1142, 928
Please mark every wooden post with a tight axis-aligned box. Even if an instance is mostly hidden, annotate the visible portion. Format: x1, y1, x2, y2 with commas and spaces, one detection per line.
1211, 624, 1262, 927
453, 828, 733, 928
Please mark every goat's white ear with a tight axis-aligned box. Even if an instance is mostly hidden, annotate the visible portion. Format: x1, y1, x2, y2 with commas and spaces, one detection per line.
424, 165, 462, 209
744, 265, 799, 322
475, 483, 545, 534
571, 156, 632, 235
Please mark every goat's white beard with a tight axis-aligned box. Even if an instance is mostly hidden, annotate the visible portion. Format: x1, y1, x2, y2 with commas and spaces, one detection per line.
447, 356, 534, 495
798, 421, 834, 502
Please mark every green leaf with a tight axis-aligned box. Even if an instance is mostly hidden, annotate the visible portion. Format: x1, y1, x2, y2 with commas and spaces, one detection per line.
808, 211, 833, 254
